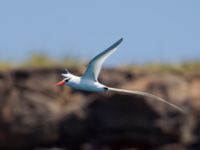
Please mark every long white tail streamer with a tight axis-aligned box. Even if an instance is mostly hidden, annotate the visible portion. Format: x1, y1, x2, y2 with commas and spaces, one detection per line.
108, 87, 185, 113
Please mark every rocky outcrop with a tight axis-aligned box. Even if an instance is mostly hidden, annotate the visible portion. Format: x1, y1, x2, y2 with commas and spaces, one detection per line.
0, 67, 199, 150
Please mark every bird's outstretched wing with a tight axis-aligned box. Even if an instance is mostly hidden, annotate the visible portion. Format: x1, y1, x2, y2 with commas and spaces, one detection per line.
108, 87, 185, 113
82, 38, 123, 81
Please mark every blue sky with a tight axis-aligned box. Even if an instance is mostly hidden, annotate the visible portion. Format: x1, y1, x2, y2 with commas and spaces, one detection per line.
0, 0, 200, 65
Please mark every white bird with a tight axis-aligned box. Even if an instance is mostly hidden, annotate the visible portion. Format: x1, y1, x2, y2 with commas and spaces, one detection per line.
56, 38, 184, 112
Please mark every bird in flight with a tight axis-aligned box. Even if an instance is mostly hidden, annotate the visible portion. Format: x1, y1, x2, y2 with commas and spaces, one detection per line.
56, 38, 184, 112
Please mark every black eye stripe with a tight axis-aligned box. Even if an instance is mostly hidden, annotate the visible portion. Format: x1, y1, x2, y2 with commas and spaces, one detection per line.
65, 78, 70, 82
65, 69, 69, 73
104, 87, 108, 91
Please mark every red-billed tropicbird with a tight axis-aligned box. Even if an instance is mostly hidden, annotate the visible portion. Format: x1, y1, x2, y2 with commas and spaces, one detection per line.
56, 38, 184, 112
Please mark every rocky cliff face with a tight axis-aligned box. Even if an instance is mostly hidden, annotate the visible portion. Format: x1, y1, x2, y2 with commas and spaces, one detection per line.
0, 67, 199, 150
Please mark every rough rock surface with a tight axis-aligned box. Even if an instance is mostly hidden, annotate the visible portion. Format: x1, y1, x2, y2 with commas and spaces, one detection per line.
0, 67, 199, 150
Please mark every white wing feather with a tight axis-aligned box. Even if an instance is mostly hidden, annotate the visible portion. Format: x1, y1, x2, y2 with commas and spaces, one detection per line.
108, 87, 185, 113
82, 38, 123, 81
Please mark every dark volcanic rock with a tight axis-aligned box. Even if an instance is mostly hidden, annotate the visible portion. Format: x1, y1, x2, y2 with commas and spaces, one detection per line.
0, 67, 198, 150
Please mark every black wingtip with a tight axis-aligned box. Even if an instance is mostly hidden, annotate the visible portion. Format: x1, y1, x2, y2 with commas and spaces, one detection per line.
106, 38, 123, 50
118, 38, 123, 43
113, 38, 123, 47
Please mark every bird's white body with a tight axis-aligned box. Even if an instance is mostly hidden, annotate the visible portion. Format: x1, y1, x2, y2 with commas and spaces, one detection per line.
57, 38, 185, 113
67, 75, 106, 92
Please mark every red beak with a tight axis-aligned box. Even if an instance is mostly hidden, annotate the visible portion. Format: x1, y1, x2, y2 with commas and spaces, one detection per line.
56, 80, 65, 86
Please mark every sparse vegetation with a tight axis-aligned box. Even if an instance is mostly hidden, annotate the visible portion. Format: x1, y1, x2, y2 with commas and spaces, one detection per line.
122, 61, 200, 73
22, 53, 58, 67
0, 61, 13, 70
0, 53, 81, 70
0, 53, 200, 72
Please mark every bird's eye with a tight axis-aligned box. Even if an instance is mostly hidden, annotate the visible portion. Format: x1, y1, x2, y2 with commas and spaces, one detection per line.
65, 78, 70, 83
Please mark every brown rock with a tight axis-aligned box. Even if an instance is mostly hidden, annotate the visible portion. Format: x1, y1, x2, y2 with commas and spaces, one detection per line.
0, 67, 198, 150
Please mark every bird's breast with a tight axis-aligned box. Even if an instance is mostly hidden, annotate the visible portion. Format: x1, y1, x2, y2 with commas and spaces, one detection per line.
67, 80, 105, 92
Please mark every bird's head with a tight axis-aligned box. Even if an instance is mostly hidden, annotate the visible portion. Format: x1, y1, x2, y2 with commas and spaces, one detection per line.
56, 69, 72, 86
